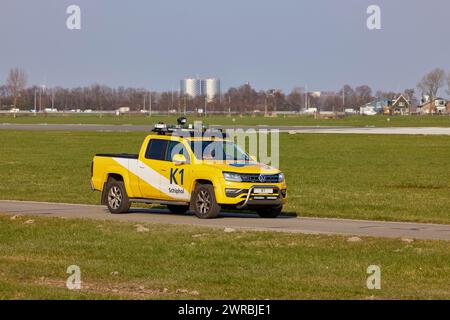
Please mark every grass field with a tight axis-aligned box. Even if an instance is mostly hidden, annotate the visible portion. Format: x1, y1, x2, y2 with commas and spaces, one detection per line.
1, 130, 450, 223
1, 215, 449, 299
2, 113, 450, 127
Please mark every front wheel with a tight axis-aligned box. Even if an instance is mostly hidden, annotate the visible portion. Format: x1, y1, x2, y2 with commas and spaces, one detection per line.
191, 184, 221, 219
106, 180, 131, 214
256, 205, 282, 218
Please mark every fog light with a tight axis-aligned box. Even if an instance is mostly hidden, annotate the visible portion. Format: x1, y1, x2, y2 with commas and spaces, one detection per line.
225, 188, 244, 197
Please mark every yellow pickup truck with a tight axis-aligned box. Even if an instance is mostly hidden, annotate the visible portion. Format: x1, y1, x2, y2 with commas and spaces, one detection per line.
90, 121, 287, 219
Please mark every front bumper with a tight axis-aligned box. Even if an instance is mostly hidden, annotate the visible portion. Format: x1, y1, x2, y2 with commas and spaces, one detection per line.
236, 185, 283, 208
215, 180, 287, 207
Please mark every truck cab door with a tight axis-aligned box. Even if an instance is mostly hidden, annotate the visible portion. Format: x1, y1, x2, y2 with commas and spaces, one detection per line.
137, 139, 168, 199
159, 141, 192, 202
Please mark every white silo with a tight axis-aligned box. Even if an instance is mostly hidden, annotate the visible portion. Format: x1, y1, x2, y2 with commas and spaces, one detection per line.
180, 78, 202, 98
203, 78, 220, 102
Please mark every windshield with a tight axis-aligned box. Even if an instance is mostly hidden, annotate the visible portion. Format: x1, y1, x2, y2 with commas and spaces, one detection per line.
190, 141, 251, 161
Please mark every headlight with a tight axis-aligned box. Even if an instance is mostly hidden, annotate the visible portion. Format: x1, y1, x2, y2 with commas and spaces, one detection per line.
223, 172, 242, 182
278, 173, 284, 182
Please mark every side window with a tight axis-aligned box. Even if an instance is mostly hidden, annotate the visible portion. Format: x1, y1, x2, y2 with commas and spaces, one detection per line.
166, 141, 189, 163
145, 139, 168, 160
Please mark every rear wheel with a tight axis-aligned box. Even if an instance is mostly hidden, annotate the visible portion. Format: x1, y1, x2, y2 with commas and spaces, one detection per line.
106, 180, 131, 214
191, 184, 221, 219
256, 205, 282, 218
167, 205, 189, 214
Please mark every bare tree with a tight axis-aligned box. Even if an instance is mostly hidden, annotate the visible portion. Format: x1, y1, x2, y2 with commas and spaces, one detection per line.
354, 85, 373, 106
286, 90, 303, 112
447, 72, 450, 96
403, 88, 415, 101
375, 90, 400, 100
6, 67, 27, 108
417, 68, 445, 101
0, 85, 8, 109
339, 85, 355, 110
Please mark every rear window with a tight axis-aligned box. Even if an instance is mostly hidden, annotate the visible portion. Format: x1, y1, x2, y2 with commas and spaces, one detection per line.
145, 139, 168, 160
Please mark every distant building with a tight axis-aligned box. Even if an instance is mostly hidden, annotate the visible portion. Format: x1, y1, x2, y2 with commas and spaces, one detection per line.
202, 78, 220, 102
117, 107, 130, 114
360, 105, 378, 116
358, 95, 410, 115
180, 78, 202, 98
417, 97, 447, 114
359, 98, 390, 114
266, 89, 283, 95
180, 78, 221, 101
388, 95, 411, 115
304, 107, 318, 114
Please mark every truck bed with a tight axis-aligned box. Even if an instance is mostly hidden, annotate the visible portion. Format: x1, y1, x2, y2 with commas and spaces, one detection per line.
95, 153, 139, 159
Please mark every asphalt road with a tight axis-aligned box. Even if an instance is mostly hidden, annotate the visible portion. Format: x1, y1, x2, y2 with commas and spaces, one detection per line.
2, 123, 450, 135
1, 200, 449, 241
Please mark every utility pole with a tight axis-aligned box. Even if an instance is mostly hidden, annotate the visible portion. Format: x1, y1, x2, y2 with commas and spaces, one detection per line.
149, 92, 152, 117
39, 86, 43, 112
273, 92, 277, 113
204, 96, 207, 117
143, 91, 146, 112
264, 94, 268, 115
178, 89, 181, 114
304, 85, 308, 111
171, 90, 174, 116
34, 88, 37, 113
51, 88, 54, 110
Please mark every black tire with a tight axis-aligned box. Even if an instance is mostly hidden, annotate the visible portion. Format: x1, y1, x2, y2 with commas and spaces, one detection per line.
167, 205, 189, 214
105, 179, 131, 214
191, 183, 221, 219
256, 205, 282, 218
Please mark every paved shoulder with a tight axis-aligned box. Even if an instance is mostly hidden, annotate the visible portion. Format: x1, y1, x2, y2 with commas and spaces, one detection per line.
2, 123, 450, 135
1, 200, 449, 241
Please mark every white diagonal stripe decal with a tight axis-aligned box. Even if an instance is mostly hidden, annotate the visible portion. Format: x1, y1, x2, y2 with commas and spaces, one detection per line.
112, 158, 190, 201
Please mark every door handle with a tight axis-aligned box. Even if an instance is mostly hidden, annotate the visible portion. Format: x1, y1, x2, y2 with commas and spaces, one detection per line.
161, 166, 168, 172
138, 161, 145, 169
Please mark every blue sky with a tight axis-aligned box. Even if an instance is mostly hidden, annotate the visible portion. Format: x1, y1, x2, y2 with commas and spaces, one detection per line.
1, 0, 449, 93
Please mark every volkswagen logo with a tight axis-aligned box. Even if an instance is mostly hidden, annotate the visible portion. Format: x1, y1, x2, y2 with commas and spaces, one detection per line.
258, 174, 266, 183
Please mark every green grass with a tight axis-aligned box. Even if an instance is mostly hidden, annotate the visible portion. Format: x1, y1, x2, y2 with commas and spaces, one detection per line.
282, 134, 450, 223
0, 215, 449, 299
2, 113, 450, 127
1, 130, 450, 223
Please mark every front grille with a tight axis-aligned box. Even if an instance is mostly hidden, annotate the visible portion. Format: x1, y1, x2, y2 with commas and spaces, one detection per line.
240, 174, 280, 183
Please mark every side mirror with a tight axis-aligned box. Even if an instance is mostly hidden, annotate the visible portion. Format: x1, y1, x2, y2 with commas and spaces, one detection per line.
172, 154, 187, 165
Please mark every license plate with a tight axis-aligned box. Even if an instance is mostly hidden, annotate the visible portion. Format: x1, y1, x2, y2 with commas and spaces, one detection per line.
254, 188, 273, 194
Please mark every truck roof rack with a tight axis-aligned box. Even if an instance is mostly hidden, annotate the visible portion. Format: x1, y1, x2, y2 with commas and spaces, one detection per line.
152, 118, 228, 138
